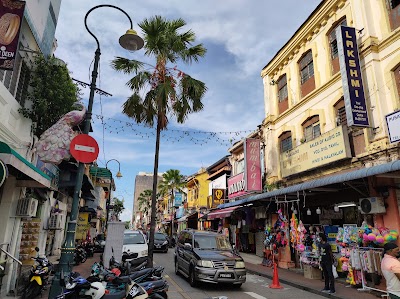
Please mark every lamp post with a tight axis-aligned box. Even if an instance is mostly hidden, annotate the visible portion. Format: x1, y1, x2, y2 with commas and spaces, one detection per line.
105, 159, 122, 227
49, 5, 143, 297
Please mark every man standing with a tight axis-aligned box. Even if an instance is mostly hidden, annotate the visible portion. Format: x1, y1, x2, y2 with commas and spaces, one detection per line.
318, 233, 335, 294
381, 243, 400, 298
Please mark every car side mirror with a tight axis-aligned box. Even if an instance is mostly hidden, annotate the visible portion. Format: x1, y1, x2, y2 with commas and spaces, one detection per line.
184, 243, 192, 250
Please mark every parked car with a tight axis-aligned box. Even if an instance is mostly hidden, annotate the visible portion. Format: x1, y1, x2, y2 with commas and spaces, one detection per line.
122, 230, 148, 259
147, 232, 169, 253
174, 229, 246, 288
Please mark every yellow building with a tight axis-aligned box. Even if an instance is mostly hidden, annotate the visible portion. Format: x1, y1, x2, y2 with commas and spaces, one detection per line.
186, 167, 209, 210
255, 0, 400, 269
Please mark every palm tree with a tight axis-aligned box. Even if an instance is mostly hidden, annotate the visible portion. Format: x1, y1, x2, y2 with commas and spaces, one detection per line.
137, 189, 152, 226
158, 169, 186, 237
111, 16, 207, 267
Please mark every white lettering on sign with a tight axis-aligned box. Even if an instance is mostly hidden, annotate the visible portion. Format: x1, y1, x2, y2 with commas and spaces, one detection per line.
228, 179, 245, 195
74, 145, 95, 153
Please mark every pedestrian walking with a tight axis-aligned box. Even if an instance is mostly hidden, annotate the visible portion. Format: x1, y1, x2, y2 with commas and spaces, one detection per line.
381, 243, 400, 299
318, 232, 335, 294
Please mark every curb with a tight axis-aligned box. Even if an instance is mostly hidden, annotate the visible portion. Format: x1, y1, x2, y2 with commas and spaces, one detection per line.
246, 267, 370, 299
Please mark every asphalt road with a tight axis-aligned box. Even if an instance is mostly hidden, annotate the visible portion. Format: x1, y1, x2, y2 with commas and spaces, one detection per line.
153, 249, 327, 299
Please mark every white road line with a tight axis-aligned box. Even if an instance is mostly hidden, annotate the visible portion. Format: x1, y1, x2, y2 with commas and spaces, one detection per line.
244, 292, 268, 299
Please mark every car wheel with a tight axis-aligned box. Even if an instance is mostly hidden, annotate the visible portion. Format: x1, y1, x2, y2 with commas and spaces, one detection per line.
189, 267, 197, 287
174, 258, 180, 275
164, 249, 168, 253
233, 283, 242, 289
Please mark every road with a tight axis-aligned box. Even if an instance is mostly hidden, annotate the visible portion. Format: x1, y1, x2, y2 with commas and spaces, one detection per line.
153, 249, 326, 299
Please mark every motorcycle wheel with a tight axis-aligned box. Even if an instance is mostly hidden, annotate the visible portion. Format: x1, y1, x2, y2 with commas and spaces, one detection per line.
81, 255, 87, 263
22, 281, 41, 299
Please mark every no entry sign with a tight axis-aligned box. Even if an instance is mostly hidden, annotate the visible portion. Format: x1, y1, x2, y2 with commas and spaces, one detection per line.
70, 134, 99, 163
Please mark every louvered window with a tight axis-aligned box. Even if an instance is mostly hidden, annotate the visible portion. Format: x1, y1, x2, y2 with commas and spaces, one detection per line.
278, 75, 288, 102
299, 51, 314, 84
281, 136, 292, 152
329, 19, 347, 59
389, 0, 400, 9
15, 61, 31, 106
337, 106, 347, 126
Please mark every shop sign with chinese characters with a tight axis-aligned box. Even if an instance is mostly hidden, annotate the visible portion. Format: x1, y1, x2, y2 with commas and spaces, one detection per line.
280, 126, 351, 177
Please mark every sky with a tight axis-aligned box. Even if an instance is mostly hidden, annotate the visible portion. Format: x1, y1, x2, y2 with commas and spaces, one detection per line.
55, 0, 321, 222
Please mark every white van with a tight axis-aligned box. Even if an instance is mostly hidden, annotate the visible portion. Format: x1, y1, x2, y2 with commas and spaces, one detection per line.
122, 230, 148, 258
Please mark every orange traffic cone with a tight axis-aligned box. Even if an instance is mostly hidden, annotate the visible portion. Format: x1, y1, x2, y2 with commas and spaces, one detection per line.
269, 262, 283, 289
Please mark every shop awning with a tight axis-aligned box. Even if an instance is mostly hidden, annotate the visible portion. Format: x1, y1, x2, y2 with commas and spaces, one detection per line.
218, 160, 400, 209
177, 212, 198, 222
207, 206, 240, 220
0, 141, 51, 188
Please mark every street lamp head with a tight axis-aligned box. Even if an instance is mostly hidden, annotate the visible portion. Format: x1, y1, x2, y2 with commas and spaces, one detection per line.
116, 171, 123, 179
119, 29, 144, 51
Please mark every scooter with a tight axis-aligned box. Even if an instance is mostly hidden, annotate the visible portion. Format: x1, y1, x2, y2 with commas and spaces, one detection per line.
55, 271, 149, 299
21, 247, 53, 299
109, 248, 147, 275
82, 240, 95, 258
74, 243, 87, 265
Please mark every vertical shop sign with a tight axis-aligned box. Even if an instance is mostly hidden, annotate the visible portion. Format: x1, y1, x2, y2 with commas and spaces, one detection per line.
76, 212, 90, 240
244, 138, 262, 192
174, 192, 183, 207
336, 25, 369, 127
212, 188, 225, 208
0, 1, 26, 70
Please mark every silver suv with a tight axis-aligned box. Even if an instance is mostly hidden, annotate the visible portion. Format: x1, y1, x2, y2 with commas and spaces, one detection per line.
174, 229, 246, 287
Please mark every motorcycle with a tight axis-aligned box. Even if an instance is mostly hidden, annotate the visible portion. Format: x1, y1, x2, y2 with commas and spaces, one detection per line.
82, 240, 95, 258
109, 248, 147, 275
55, 271, 149, 299
74, 243, 87, 265
89, 262, 164, 285
21, 247, 53, 299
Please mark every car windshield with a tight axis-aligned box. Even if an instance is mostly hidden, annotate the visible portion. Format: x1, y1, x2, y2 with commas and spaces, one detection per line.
155, 233, 167, 241
194, 234, 232, 250
123, 233, 145, 245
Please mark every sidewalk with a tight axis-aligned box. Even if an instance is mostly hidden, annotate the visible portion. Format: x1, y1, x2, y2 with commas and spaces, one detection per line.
240, 252, 386, 299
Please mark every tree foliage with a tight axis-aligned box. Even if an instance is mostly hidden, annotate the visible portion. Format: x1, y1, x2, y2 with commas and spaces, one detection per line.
137, 189, 152, 215
112, 197, 125, 219
19, 55, 80, 137
158, 169, 186, 201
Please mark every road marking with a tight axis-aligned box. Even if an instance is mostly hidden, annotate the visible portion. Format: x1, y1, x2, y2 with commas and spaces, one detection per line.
244, 292, 268, 299
164, 274, 191, 299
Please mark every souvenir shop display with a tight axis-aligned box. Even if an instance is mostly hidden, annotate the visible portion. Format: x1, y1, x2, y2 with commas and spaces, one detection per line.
19, 219, 41, 265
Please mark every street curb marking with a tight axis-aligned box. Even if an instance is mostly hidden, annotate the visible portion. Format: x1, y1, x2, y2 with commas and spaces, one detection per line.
164, 274, 191, 299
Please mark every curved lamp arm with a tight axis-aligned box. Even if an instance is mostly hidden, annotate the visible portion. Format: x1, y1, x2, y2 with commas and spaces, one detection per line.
84, 4, 134, 50
106, 159, 122, 178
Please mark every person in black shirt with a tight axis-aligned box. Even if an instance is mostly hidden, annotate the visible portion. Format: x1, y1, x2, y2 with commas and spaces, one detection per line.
318, 232, 335, 294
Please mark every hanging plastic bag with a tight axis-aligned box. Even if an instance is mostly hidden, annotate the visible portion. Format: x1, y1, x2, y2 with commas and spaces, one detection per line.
332, 264, 339, 279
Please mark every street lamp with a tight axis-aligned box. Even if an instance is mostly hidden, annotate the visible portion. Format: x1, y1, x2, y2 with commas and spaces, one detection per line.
49, 5, 143, 297
105, 159, 122, 226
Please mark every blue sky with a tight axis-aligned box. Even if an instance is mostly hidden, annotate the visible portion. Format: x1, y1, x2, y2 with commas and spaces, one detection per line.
55, 0, 321, 221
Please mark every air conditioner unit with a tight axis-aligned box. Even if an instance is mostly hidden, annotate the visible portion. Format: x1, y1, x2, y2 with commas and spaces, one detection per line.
16, 197, 38, 217
359, 197, 386, 214
48, 214, 62, 229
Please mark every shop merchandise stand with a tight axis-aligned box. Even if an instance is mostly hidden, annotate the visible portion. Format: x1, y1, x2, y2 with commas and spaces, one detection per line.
354, 247, 387, 295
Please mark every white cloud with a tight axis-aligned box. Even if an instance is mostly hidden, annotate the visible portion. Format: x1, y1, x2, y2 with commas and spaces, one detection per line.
119, 208, 132, 222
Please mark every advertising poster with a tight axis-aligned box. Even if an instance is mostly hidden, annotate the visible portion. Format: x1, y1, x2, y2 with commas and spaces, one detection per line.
323, 225, 339, 253
76, 212, 90, 240
0, 0, 25, 70
174, 192, 183, 207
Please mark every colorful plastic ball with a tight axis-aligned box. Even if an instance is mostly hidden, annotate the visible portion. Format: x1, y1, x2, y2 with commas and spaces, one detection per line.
368, 233, 376, 242
390, 230, 398, 239
384, 234, 392, 242
363, 233, 369, 241
375, 235, 384, 244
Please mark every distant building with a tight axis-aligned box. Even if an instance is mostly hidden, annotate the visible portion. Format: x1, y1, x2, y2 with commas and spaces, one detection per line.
132, 172, 162, 229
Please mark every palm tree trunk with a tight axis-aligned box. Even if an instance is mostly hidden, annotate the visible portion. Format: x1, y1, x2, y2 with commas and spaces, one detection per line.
148, 117, 162, 268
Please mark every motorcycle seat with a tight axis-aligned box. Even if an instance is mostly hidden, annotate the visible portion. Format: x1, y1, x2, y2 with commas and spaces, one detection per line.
140, 279, 166, 288
102, 289, 126, 299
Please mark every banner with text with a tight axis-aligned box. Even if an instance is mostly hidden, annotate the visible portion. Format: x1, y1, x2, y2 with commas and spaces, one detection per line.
280, 126, 351, 177
228, 172, 246, 199
174, 192, 183, 207
385, 110, 400, 143
244, 138, 262, 192
337, 25, 369, 127
0, 1, 26, 70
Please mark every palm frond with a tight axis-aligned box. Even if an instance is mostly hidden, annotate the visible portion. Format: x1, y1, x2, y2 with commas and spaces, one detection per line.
122, 93, 144, 122
111, 57, 145, 74
126, 71, 152, 91
181, 44, 207, 64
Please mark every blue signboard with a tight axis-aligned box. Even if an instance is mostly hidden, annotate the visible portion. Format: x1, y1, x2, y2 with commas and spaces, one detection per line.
174, 192, 183, 207
337, 26, 369, 127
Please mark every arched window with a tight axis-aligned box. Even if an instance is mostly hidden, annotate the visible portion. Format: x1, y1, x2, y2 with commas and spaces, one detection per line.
328, 18, 347, 75
302, 115, 320, 142
299, 50, 315, 97
279, 131, 292, 152
394, 63, 400, 101
334, 98, 347, 127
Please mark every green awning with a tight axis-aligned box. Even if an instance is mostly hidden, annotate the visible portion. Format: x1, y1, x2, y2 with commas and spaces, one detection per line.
0, 141, 51, 188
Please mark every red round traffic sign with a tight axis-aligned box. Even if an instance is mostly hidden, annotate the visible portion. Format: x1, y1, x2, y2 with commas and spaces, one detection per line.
70, 134, 99, 163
